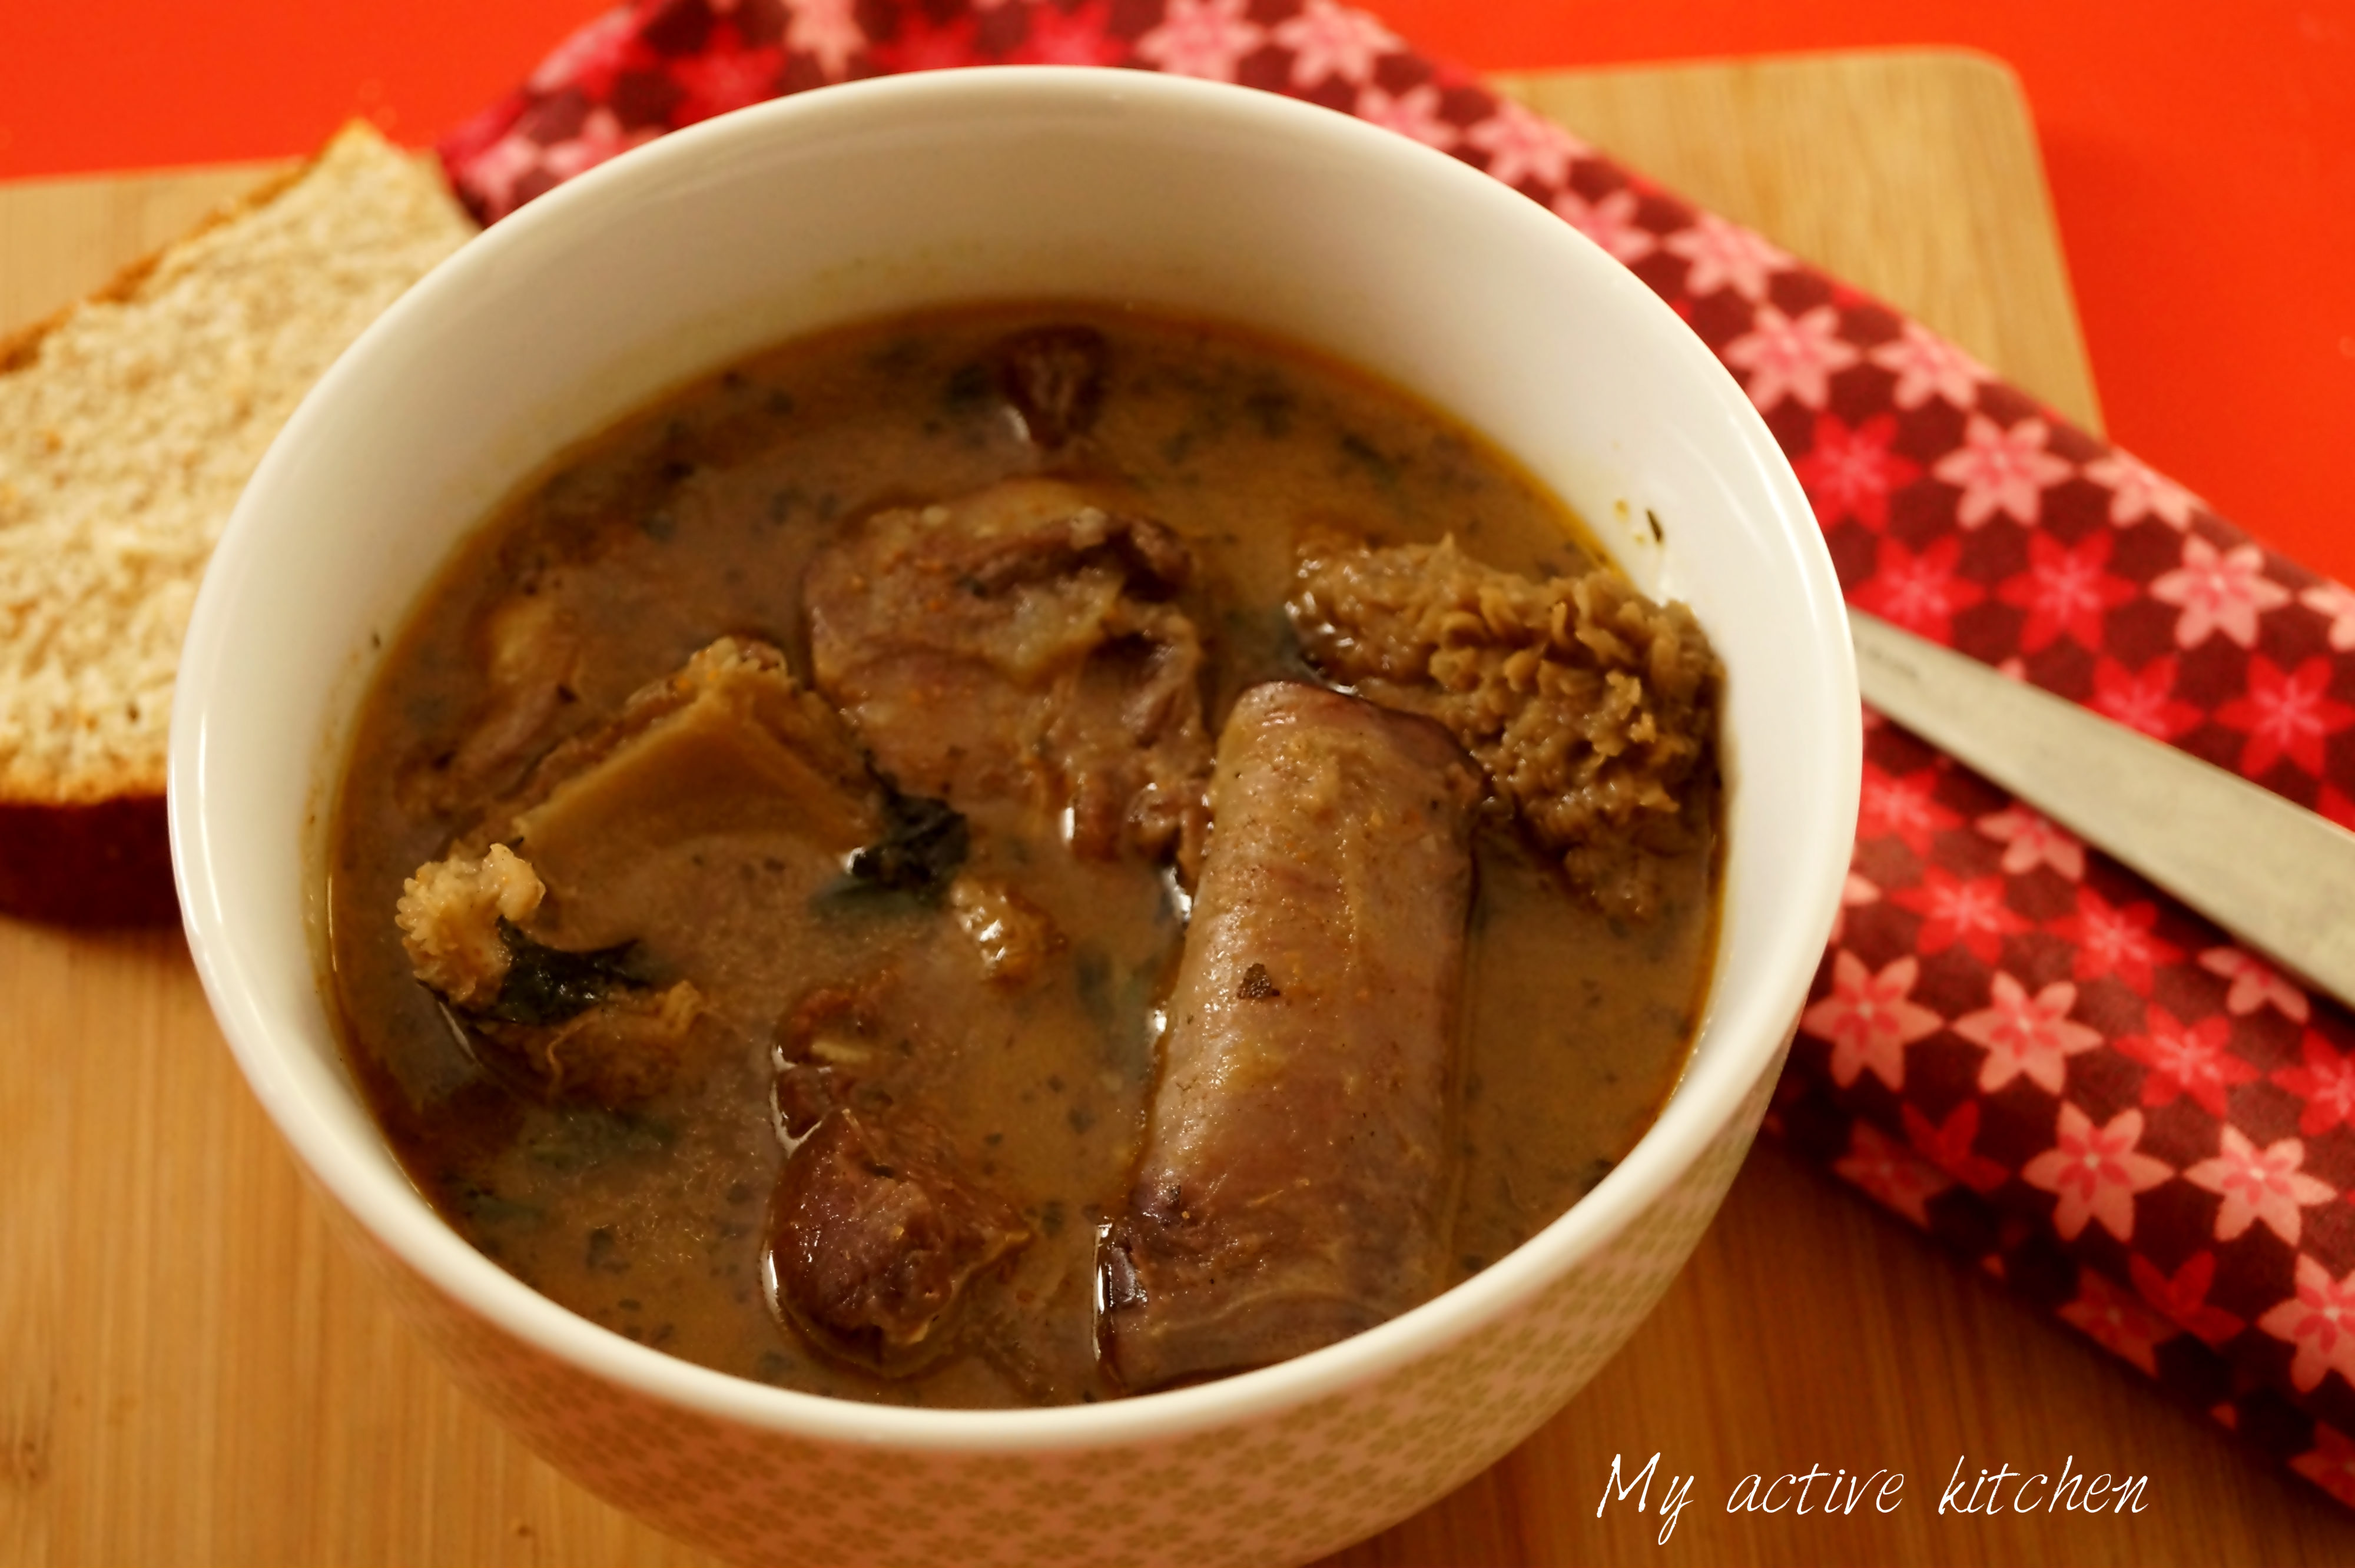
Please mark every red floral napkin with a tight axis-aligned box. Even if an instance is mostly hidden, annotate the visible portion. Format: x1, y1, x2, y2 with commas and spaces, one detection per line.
440, 0, 2355, 1507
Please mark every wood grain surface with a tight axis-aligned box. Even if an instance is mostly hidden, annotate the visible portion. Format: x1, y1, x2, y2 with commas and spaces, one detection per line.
3, 49, 2350, 1567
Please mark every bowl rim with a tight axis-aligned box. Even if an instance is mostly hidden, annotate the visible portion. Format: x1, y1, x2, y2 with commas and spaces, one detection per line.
170, 64, 1859, 1454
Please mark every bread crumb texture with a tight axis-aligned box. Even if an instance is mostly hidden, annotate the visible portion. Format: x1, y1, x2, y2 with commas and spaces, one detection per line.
0, 122, 475, 805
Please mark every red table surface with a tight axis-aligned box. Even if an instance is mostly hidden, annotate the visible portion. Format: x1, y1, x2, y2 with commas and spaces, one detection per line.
1, 0, 2348, 591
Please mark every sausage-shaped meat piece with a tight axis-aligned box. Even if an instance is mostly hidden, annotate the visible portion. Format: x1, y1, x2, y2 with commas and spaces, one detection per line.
1098, 681, 1478, 1390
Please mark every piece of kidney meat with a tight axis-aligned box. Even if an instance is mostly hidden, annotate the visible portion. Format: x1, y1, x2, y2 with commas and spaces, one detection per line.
767, 1109, 1031, 1376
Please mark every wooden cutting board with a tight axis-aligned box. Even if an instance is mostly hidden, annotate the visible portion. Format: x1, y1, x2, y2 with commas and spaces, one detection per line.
4, 49, 2350, 1567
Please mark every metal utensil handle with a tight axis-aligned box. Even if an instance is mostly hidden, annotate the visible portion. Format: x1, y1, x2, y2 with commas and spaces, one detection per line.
1847, 608, 2355, 1012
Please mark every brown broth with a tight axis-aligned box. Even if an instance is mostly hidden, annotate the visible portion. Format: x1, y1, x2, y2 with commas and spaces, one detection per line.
324, 304, 1717, 1407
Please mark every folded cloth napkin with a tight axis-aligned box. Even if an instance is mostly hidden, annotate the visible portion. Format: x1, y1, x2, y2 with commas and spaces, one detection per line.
441, 0, 2355, 1508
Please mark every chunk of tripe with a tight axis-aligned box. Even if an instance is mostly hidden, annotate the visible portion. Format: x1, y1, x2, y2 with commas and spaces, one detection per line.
500, 637, 879, 884
1290, 535, 1720, 922
394, 843, 544, 1007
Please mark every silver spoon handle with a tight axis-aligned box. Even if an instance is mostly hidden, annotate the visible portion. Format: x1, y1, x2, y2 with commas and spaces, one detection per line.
1847, 608, 2355, 1012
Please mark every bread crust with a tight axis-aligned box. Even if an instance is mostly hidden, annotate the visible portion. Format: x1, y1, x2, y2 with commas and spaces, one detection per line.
0, 122, 472, 923
0, 796, 177, 926
0, 141, 324, 924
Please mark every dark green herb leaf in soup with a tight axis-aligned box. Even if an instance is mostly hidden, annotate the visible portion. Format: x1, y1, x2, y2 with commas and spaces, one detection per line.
328, 306, 1722, 1408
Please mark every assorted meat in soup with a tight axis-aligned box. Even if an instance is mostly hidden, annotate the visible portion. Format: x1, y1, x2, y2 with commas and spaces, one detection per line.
327, 306, 1723, 1407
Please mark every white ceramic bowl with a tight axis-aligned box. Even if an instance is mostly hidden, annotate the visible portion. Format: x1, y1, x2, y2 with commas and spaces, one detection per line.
172, 68, 1858, 1567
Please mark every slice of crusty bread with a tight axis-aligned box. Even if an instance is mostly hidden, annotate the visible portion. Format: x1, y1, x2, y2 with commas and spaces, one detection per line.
0, 121, 476, 923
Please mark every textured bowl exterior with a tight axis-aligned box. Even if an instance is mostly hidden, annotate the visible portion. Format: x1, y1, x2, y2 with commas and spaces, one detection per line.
173, 68, 1858, 1568
327, 1055, 1780, 1566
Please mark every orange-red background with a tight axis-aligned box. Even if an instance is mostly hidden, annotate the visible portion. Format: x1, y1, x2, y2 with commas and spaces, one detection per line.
2, 1, 2349, 583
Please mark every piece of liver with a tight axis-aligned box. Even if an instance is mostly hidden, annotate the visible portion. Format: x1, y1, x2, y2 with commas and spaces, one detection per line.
1098, 681, 1478, 1391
